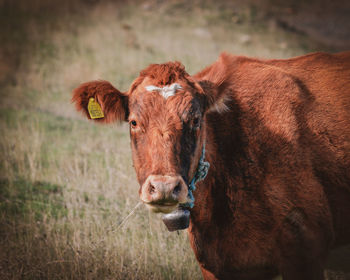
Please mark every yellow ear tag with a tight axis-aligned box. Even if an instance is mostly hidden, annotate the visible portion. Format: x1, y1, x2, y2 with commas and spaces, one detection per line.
88, 98, 104, 119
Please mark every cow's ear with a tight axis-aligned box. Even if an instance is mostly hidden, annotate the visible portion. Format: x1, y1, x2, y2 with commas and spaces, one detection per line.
72, 80, 128, 123
197, 79, 231, 114
195, 53, 233, 114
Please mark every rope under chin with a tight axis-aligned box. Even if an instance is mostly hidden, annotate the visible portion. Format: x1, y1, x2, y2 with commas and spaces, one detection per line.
181, 143, 210, 208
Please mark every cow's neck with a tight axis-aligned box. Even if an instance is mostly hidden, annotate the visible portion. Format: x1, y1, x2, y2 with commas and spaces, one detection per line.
187, 108, 247, 270
190, 106, 245, 227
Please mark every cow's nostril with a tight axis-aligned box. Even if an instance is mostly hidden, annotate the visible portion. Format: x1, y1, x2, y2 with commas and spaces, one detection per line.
173, 184, 181, 195
149, 184, 156, 194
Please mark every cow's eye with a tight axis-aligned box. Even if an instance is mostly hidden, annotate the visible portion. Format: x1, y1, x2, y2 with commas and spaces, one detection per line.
193, 117, 200, 128
130, 120, 137, 128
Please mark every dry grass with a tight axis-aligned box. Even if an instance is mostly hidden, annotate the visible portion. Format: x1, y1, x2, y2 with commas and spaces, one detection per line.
0, 0, 340, 279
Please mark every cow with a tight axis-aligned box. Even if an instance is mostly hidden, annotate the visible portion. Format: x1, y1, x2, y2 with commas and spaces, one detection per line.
72, 51, 350, 280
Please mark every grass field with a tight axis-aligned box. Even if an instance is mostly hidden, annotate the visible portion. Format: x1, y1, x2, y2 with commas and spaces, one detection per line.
0, 0, 344, 279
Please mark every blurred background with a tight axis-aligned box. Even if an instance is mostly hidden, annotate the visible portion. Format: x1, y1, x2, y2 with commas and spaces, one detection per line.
0, 0, 349, 279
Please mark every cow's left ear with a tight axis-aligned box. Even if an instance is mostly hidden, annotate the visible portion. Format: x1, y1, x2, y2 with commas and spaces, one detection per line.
196, 79, 231, 114
72, 80, 128, 123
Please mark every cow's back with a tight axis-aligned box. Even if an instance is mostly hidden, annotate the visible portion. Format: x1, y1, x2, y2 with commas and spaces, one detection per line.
233, 52, 350, 187
238, 52, 350, 247
272, 52, 350, 246
272, 52, 350, 178
200, 51, 350, 251
248, 52, 350, 246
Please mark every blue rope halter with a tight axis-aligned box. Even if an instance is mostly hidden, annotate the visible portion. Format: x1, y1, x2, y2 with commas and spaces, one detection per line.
181, 143, 210, 208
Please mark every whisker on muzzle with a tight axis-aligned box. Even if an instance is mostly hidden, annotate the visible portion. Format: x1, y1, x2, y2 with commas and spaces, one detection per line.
114, 201, 143, 231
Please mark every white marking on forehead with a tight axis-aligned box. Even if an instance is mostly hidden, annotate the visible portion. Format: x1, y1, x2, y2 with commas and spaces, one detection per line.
145, 83, 182, 99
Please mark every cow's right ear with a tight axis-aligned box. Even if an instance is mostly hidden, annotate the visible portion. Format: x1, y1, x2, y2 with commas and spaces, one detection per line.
72, 80, 128, 123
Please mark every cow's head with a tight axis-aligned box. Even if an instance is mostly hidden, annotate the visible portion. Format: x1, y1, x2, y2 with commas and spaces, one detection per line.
72, 61, 226, 213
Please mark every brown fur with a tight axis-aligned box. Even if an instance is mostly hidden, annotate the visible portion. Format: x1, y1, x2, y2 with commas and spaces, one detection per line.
72, 80, 128, 123
72, 51, 350, 280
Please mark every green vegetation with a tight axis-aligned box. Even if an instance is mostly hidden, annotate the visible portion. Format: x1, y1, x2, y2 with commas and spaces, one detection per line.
0, 179, 67, 221
0, 0, 336, 279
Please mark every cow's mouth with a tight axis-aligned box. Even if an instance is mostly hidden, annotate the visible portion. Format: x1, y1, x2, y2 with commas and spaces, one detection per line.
145, 200, 179, 213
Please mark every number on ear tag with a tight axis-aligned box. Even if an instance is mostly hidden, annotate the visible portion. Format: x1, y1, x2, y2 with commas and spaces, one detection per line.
88, 98, 104, 119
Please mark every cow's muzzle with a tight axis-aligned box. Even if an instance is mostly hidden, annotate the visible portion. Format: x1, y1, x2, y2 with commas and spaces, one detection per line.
140, 175, 189, 213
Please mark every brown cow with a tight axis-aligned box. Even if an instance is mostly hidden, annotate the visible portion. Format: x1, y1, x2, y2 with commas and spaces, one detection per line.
72, 51, 350, 280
